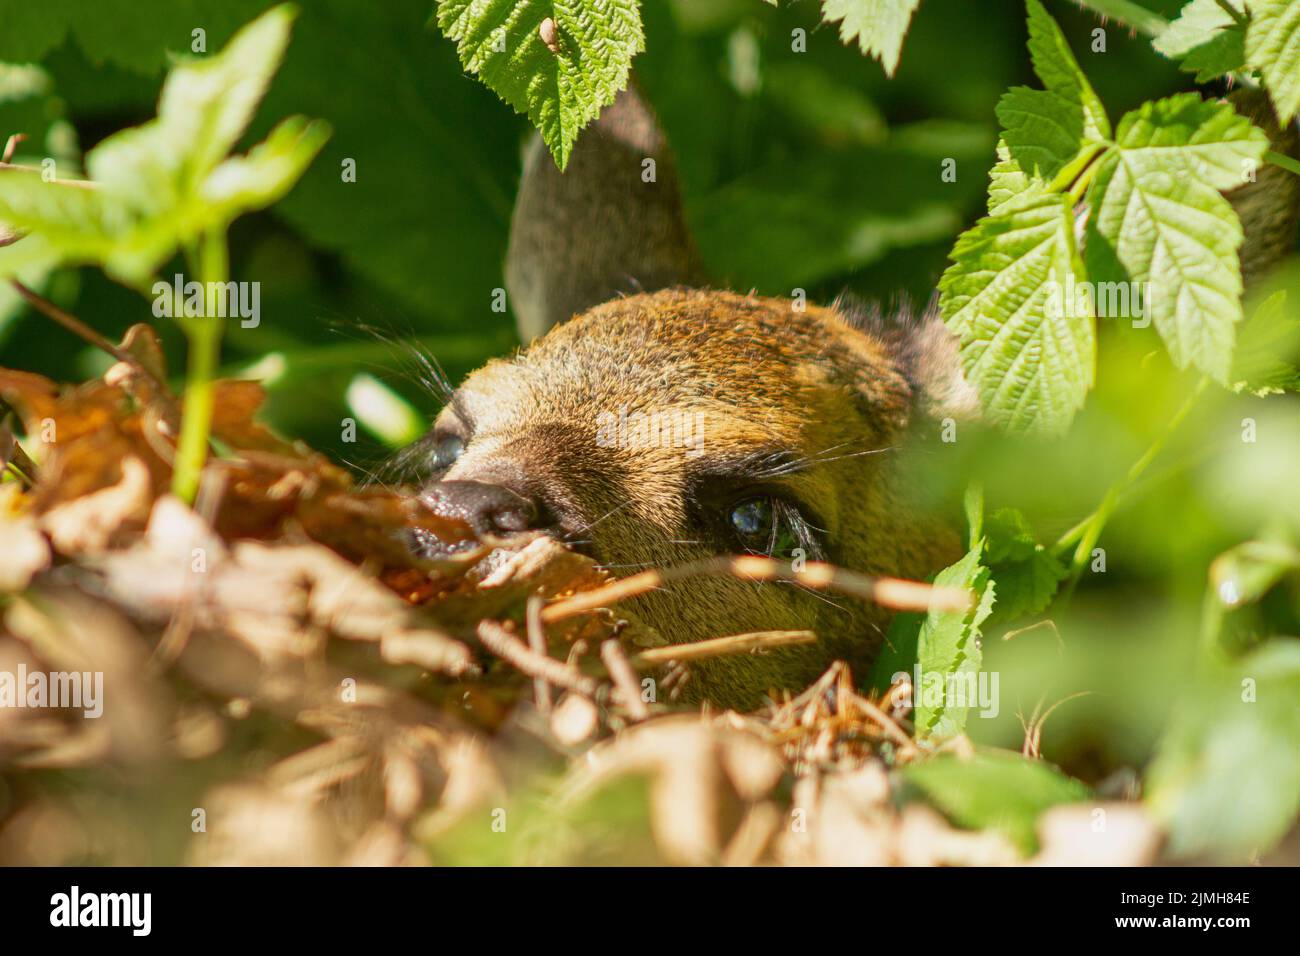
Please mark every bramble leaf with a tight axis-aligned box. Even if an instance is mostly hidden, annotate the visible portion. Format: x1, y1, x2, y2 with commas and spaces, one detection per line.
0, 5, 326, 286
1153, 0, 1247, 83
1231, 288, 1300, 395
1084, 93, 1269, 382
996, 1, 1109, 190
984, 508, 1066, 623
434, 0, 644, 170
1023, 0, 1110, 142
940, 191, 1095, 436
819, 0, 922, 77
1245, 0, 1300, 124
901, 751, 1090, 854
914, 543, 996, 739
200, 116, 330, 226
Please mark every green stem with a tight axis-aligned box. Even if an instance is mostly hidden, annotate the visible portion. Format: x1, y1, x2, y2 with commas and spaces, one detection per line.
1074, 0, 1168, 38
1266, 149, 1300, 179
171, 227, 228, 503
1066, 144, 1109, 204
1055, 378, 1209, 591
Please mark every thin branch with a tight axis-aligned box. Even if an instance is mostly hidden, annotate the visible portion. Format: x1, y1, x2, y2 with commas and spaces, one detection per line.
632, 629, 816, 667
600, 639, 649, 721
476, 619, 598, 697
541, 555, 970, 624
10, 280, 138, 368
0, 159, 99, 188
525, 595, 552, 714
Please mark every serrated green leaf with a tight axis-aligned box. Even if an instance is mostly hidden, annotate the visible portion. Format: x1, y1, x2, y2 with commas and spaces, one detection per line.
995, 0, 1110, 198
984, 507, 1040, 563
986, 139, 1044, 214
996, 87, 1108, 186
1153, 0, 1247, 83
434, 0, 644, 170
981, 507, 1066, 623
200, 116, 330, 225
1245, 0, 1300, 125
1024, 0, 1110, 143
819, 0, 922, 77
915, 543, 995, 739
87, 5, 295, 213
1084, 93, 1269, 382
0, 5, 325, 286
1147, 638, 1300, 860
900, 751, 1091, 854
1231, 288, 1300, 395
940, 191, 1095, 436
990, 550, 1066, 623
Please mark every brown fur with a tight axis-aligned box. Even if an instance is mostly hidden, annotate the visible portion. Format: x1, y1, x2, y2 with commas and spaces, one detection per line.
412, 84, 1297, 710
431, 288, 962, 707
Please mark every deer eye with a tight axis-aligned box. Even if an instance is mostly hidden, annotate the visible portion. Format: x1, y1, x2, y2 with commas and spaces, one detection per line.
730, 498, 772, 540
432, 434, 465, 470
728, 496, 802, 557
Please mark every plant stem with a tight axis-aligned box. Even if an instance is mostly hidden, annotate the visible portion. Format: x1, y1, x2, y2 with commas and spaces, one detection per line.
1075, 0, 1168, 38
1266, 149, 1300, 178
1055, 378, 1209, 592
171, 227, 228, 503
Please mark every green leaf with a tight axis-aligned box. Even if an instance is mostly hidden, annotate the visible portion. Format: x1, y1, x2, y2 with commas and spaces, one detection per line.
994, 0, 1110, 196
1147, 639, 1300, 860
1084, 93, 1269, 383
1245, 0, 1300, 125
0, 61, 81, 336
200, 116, 330, 225
1153, 0, 1247, 83
1231, 289, 1300, 395
900, 751, 1091, 855
819, 0, 922, 77
1023, 0, 1110, 143
0, 5, 325, 286
986, 140, 1042, 214
980, 507, 1066, 623
996, 88, 1106, 186
87, 4, 296, 214
434, 0, 644, 170
914, 543, 995, 739
939, 191, 1096, 436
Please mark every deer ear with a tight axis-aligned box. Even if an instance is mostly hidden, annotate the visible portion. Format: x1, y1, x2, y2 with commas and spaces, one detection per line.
505, 81, 706, 341
838, 296, 980, 425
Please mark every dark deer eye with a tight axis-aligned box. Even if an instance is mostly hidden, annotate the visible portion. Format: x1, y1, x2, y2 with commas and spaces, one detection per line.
432, 434, 465, 469
728, 496, 807, 558
730, 498, 772, 540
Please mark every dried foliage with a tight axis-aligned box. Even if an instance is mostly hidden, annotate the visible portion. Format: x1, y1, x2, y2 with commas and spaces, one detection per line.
0, 336, 1158, 866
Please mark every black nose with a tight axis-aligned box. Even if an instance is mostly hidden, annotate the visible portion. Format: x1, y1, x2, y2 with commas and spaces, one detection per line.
420, 480, 540, 537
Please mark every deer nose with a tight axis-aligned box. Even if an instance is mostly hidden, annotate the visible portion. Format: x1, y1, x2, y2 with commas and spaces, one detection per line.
420, 480, 540, 537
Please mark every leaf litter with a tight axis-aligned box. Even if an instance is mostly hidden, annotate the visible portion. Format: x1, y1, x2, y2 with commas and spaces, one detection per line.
0, 329, 1159, 865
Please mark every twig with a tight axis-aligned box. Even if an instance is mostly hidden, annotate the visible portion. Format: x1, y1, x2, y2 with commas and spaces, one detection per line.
0, 160, 99, 245
0, 159, 99, 188
10, 280, 143, 371
848, 691, 917, 753
541, 555, 970, 624
632, 629, 816, 667
525, 595, 552, 714
476, 619, 598, 697
600, 639, 650, 720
